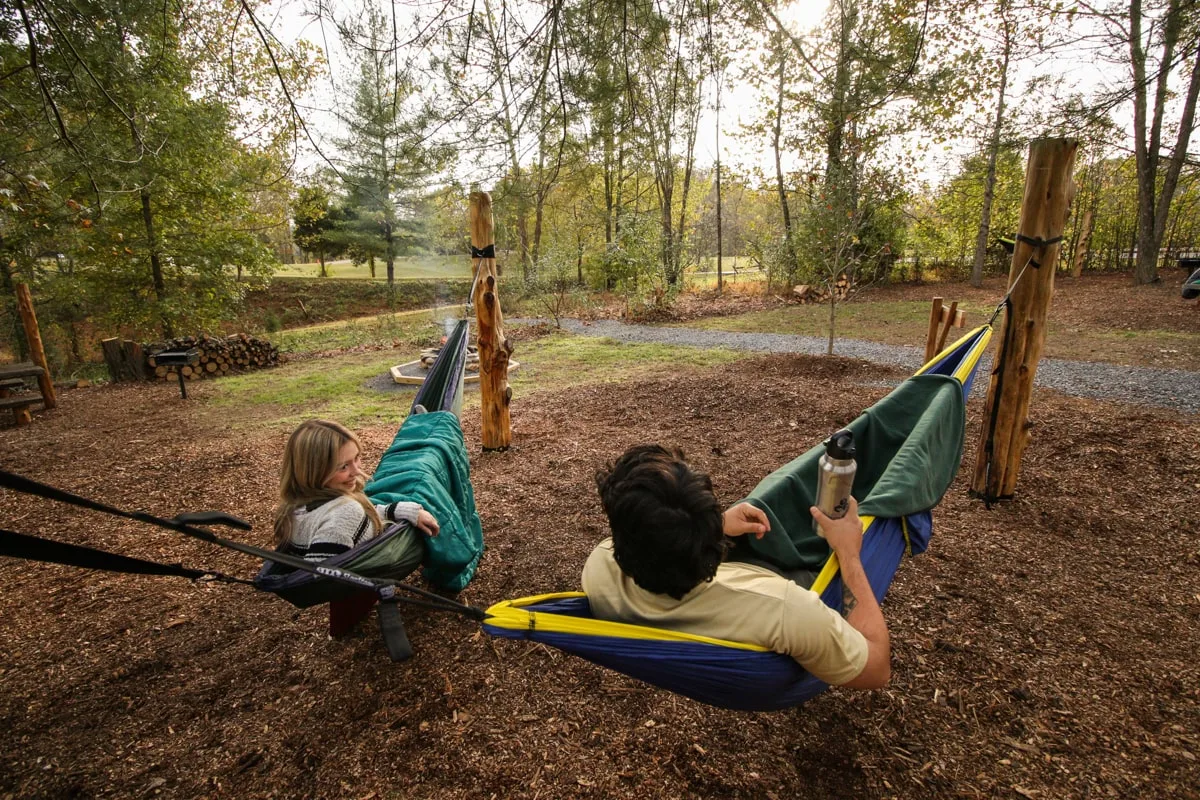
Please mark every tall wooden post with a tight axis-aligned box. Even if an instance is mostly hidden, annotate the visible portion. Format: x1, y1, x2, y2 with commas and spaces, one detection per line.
469, 192, 513, 450
971, 138, 1077, 501
14, 283, 56, 409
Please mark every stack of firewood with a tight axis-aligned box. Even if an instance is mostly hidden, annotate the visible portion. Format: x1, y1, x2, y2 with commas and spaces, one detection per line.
420, 344, 481, 374
144, 333, 279, 381
792, 275, 851, 304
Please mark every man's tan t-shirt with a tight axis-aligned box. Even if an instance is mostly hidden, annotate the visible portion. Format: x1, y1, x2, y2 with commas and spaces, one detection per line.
581, 538, 869, 686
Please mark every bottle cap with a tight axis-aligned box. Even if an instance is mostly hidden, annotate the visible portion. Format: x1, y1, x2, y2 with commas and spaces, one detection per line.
825, 430, 855, 460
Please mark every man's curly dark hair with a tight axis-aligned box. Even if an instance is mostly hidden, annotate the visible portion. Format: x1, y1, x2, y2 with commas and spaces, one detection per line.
594, 444, 726, 600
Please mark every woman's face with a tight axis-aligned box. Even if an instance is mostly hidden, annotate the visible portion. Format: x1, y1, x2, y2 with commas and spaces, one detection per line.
323, 440, 364, 492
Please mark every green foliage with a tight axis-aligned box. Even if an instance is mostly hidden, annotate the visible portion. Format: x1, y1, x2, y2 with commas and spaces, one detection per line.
293, 185, 347, 275
0, 0, 311, 359
332, 4, 449, 287
584, 211, 662, 295
909, 147, 1024, 277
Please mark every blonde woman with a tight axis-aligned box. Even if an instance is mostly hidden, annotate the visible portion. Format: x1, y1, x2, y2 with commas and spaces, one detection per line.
273, 420, 439, 564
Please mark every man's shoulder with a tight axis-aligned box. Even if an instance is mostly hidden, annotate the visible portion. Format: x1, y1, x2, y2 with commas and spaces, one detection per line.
713, 562, 808, 595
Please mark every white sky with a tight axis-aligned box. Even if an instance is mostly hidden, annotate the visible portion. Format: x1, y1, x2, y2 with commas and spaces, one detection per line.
259, 0, 1143, 194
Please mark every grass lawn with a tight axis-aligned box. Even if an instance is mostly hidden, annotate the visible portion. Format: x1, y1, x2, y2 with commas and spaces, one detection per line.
686, 257, 768, 290
677, 295, 1200, 369
206, 328, 741, 432
263, 309, 451, 355
675, 298, 996, 345
274, 255, 472, 280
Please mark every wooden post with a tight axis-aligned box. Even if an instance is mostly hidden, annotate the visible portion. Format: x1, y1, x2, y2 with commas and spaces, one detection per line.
14, 283, 56, 409
934, 300, 959, 354
972, 138, 1078, 501
469, 192, 513, 451
924, 297, 943, 362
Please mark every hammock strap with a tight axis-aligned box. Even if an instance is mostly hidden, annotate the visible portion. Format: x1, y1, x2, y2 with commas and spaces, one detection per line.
988, 250, 1036, 327
979, 297, 1015, 509
0, 527, 254, 585
0, 469, 486, 620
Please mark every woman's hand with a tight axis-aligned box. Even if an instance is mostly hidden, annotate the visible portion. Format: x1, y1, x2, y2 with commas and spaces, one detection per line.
415, 508, 440, 537
722, 503, 770, 539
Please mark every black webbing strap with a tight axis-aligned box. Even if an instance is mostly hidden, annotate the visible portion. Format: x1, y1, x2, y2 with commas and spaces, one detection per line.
0, 468, 378, 590
978, 297, 1015, 509
470, 244, 496, 259
0, 469, 487, 621
1014, 233, 1063, 249
1011, 233, 1063, 269
0, 527, 251, 584
377, 597, 414, 662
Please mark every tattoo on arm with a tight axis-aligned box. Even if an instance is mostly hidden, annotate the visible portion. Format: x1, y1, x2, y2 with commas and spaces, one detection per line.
843, 583, 858, 615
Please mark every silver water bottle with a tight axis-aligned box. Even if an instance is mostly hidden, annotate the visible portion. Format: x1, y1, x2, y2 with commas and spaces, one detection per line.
815, 430, 856, 528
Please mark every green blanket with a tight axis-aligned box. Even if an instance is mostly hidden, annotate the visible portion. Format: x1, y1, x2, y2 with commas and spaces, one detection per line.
366, 411, 485, 592
729, 373, 966, 572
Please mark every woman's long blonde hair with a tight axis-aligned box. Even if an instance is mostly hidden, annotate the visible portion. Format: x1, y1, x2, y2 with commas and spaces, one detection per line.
272, 420, 383, 547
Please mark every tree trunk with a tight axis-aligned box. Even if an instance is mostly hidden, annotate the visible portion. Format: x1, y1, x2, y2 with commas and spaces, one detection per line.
826, 293, 836, 356
385, 221, 395, 294
1071, 208, 1094, 278
469, 192, 512, 450
773, 54, 799, 284
972, 21, 1012, 288
715, 113, 723, 294
604, 135, 615, 245
140, 187, 172, 338
674, 92, 701, 287
1130, 0, 1200, 284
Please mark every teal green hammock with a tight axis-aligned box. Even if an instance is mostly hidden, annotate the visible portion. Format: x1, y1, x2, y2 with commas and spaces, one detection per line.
255, 318, 484, 606
483, 325, 993, 711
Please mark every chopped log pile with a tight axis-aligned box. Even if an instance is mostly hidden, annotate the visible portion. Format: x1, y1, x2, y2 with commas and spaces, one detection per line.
420, 344, 481, 374
792, 274, 851, 304
143, 334, 279, 382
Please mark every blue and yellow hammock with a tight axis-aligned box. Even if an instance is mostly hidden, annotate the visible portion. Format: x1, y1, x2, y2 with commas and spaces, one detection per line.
482, 325, 992, 711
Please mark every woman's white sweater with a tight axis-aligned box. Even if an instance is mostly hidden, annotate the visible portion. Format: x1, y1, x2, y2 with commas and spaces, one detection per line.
286, 495, 422, 562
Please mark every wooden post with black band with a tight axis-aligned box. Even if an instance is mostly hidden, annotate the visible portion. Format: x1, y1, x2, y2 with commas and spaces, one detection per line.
469, 191, 513, 450
971, 138, 1077, 501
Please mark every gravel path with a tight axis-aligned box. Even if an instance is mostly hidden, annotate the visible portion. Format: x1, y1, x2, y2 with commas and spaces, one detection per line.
512, 318, 1200, 414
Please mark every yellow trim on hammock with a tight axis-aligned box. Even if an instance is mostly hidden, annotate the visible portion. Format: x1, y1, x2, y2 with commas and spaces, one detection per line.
915, 325, 993, 381
809, 514, 875, 595
486, 331, 991, 652
487, 516, 886, 649
484, 592, 771, 651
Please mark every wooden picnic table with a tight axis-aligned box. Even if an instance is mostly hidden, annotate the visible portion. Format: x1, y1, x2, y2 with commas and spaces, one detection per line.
0, 362, 47, 425
0, 362, 45, 382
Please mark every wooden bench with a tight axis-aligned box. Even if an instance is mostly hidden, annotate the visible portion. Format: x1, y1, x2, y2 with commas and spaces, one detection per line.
0, 363, 46, 426
0, 394, 40, 425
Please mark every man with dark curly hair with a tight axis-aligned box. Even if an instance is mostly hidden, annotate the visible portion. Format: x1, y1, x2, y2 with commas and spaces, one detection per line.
583, 444, 890, 689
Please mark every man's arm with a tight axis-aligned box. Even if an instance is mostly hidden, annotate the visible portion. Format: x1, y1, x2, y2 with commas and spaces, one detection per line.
810, 497, 891, 689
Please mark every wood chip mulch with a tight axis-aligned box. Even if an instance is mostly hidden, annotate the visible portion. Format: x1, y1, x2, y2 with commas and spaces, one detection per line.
0, 352, 1197, 799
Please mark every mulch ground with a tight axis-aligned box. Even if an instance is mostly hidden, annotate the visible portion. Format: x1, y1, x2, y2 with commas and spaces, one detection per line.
2, 342, 1198, 799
